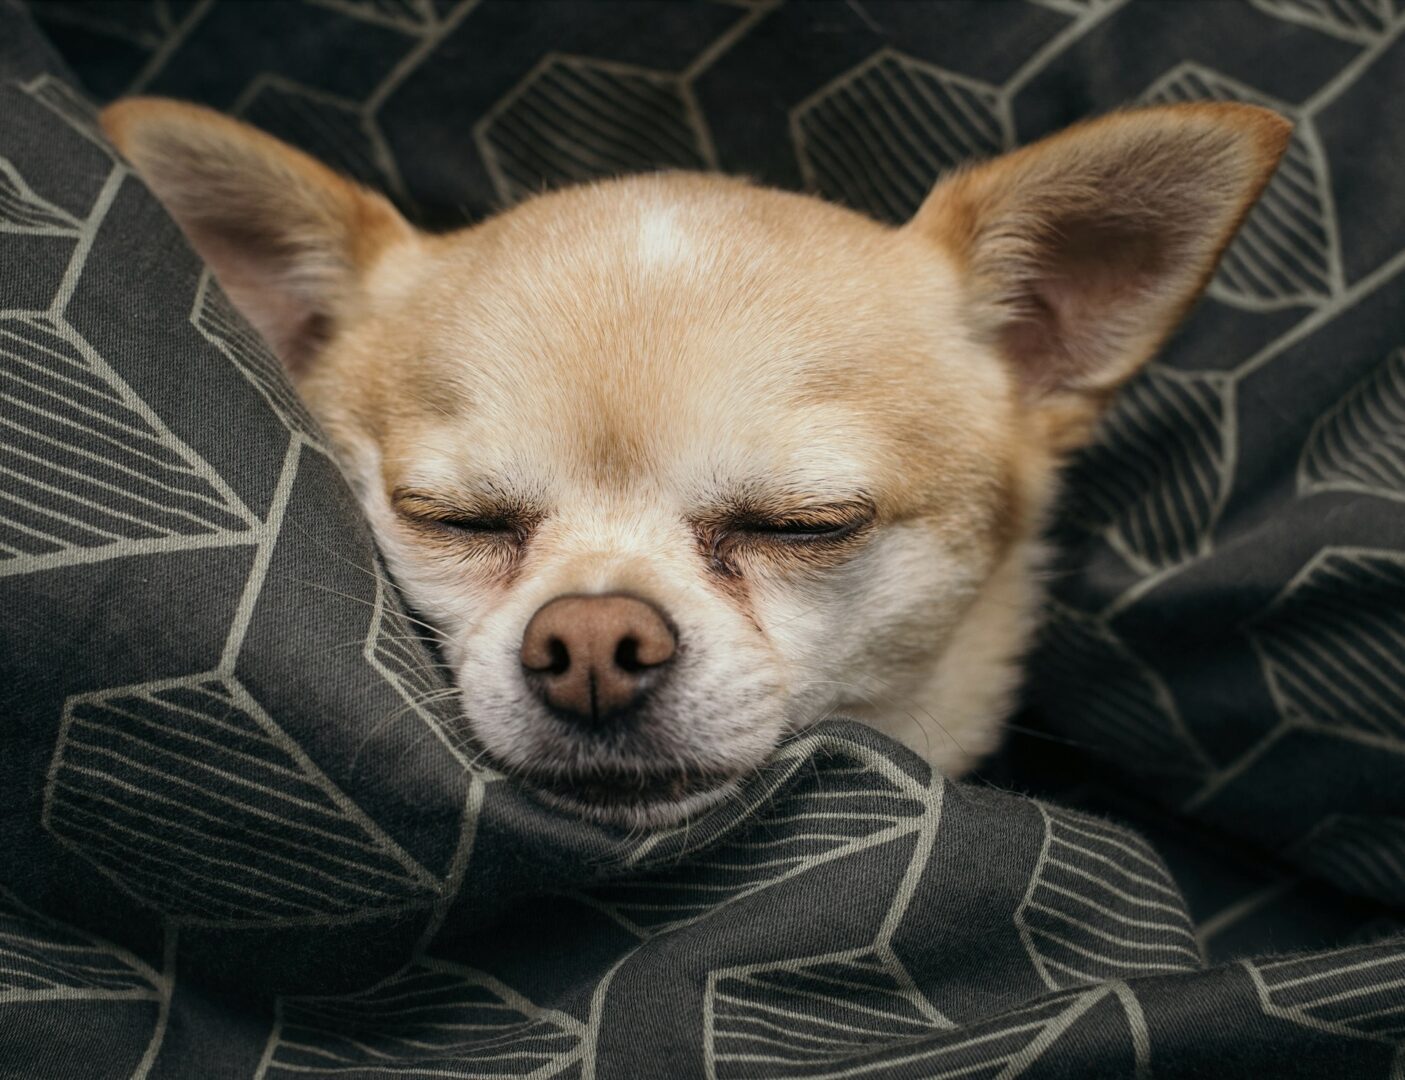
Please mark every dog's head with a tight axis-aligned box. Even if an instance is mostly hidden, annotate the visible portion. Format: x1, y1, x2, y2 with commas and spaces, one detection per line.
103, 99, 1288, 824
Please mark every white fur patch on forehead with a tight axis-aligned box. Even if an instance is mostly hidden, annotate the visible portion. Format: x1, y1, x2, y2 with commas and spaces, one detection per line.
392, 452, 469, 492
389, 433, 540, 502
687, 430, 870, 490
635, 204, 691, 270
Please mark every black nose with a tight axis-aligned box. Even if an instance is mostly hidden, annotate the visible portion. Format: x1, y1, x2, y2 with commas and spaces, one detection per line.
520, 594, 677, 723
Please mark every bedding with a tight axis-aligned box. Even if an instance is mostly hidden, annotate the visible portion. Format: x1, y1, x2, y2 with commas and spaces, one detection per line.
2, 0, 1403, 1075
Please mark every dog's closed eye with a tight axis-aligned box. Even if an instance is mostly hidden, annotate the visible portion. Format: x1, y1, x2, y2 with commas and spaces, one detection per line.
391, 489, 538, 550
730, 513, 869, 543
699, 499, 876, 575
431, 515, 522, 537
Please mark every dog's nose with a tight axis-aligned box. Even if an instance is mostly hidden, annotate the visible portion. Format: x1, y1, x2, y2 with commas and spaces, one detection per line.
520, 594, 677, 722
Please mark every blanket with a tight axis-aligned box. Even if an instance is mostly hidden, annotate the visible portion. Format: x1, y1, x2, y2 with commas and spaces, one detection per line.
2, 1, 1403, 1076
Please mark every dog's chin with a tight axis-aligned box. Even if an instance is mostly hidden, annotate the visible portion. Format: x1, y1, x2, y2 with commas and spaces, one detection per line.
516, 766, 740, 828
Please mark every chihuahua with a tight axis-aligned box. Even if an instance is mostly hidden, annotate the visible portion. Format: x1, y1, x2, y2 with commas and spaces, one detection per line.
100, 97, 1289, 824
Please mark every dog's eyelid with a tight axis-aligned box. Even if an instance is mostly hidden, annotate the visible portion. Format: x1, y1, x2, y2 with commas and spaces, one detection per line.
390, 489, 539, 539
701, 496, 877, 544
749, 496, 874, 526
393, 485, 526, 513
739, 514, 868, 541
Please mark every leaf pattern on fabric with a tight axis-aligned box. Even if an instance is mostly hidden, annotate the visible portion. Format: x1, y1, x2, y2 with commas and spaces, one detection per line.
1247, 939, 1405, 1045
190, 271, 324, 445
793, 48, 1009, 223
0, 888, 162, 1005
1143, 63, 1336, 311
363, 566, 480, 768
583, 742, 927, 937
2, 2, 1405, 1076
0, 156, 80, 235
264, 961, 584, 1079
1247, 0, 1395, 43
1062, 369, 1232, 574
706, 983, 1125, 1080
1293, 816, 1405, 908
1033, 605, 1209, 774
1300, 347, 1405, 503
1017, 806, 1203, 989
44, 674, 441, 925
479, 55, 711, 204
0, 312, 258, 571
704, 949, 956, 1079
1245, 547, 1405, 741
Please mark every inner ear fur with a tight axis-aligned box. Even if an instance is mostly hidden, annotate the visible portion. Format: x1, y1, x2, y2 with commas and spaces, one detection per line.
909, 103, 1291, 449
101, 97, 414, 374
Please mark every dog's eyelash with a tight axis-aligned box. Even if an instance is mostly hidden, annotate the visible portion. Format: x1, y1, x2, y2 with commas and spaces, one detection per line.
698, 500, 877, 577
435, 516, 520, 535
391, 491, 537, 546
734, 516, 865, 541
722, 497, 876, 541
402, 514, 528, 548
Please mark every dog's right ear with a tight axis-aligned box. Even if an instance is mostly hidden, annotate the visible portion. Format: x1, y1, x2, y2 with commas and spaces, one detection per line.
908, 103, 1290, 451
101, 98, 415, 374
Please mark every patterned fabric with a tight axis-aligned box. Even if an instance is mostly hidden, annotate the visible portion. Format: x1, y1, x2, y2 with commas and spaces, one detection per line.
2, 0, 1403, 1076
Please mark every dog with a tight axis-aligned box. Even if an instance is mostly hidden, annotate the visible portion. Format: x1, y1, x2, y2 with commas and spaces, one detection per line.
100, 97, 1289, 825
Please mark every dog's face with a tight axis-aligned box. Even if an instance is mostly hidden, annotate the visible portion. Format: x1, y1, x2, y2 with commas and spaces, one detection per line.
319, 179, 1019, 817
103, 100, 1288, 824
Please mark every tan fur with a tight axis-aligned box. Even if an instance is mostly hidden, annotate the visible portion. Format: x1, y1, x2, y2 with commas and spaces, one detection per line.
101, 98, 1290, 824
102, 98, 413, 369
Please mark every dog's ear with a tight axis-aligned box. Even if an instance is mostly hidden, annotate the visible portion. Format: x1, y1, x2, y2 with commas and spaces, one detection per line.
101, 98, 415, 374
910, 103, 1291, 450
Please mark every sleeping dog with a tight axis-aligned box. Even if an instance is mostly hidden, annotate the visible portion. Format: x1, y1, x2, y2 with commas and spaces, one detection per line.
101, 98, 1288, 824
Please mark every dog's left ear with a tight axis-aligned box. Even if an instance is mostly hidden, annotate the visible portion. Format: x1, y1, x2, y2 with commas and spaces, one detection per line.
909, 103, 1291, 449
101, 98, 416, 374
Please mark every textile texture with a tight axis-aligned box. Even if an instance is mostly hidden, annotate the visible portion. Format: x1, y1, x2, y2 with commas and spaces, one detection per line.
1, 1, 1403, 1076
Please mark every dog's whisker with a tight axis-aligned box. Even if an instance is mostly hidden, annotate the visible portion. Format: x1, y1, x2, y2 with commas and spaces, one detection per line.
284, 520, 449, 637
288, 578, 446, 637
764, 601, 826, 632
783, 664, 964, 765
315, 636, 456, 669
347, 690, 471, 776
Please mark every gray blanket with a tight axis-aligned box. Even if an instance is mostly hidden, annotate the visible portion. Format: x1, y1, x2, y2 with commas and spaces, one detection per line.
2, 1, 1403, 1076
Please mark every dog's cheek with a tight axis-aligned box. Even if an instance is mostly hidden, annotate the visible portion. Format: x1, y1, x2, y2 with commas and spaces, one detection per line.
623, 570, 792, 757
359, 496, 518, 675
311, 433, 472, 646
760, 524, 986, 720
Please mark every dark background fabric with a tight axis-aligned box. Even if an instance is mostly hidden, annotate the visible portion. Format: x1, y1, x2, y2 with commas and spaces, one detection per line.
2, 0, 1404, 1076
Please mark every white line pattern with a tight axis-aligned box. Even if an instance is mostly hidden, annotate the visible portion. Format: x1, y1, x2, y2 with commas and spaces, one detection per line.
0, 156, 81, 234
191, 271, 325, 445
0, 887, 162, 1006
1035, 605, 1209, 773
1293, 815, 1405, 907
1248, 939, 1405, 1046
478, 54, 711, 204
792, 48, 1009, 223
1065, 369, 1232, 573
0, 312, 258, 573
709, 983, 1115, 1080
1249, 0, 1396, 43
43, 674, 441, 925
1246, 547, 1405, 742
1300, 347, 1405, 503
264, 960, 584, 1078
1143, 64, 1337, 311
586, 746, 927, 939
1017, 806, 1203, 990
365, 567, 480, 768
